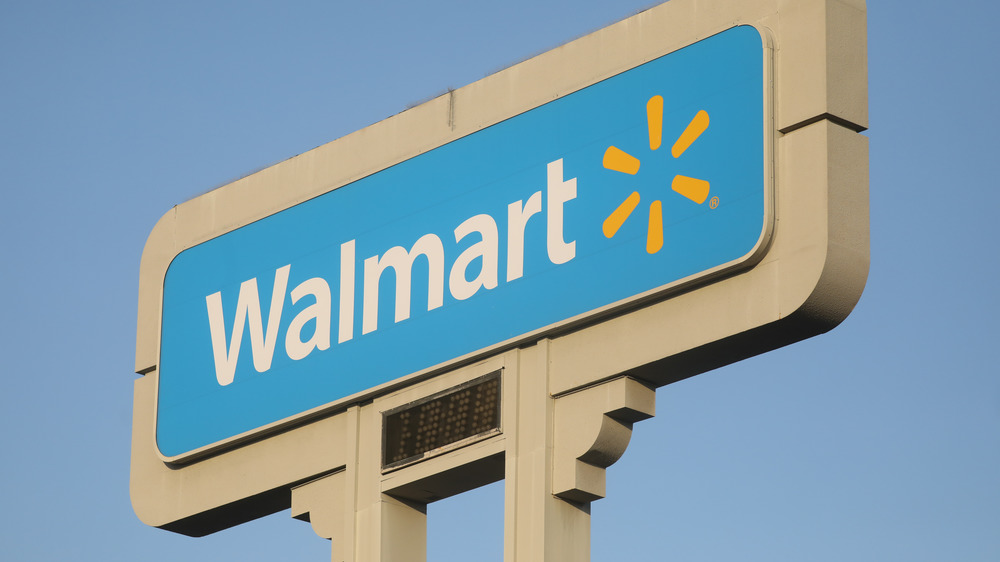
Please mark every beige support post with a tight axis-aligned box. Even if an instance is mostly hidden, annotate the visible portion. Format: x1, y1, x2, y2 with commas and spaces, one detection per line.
502, 342, 654, 561
291, 403, 429, 562
356, 399, 429, 562
504, 340, 589, 562
373, 496, 428, 562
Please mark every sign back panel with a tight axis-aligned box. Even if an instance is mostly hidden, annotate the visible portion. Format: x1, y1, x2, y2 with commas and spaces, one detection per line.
157, 26, 769, 459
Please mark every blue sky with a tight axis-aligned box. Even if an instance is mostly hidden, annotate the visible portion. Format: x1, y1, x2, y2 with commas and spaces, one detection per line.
1, 1, 997, 560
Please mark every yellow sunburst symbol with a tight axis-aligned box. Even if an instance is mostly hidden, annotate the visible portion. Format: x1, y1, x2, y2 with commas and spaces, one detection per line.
602, 95, 711, 254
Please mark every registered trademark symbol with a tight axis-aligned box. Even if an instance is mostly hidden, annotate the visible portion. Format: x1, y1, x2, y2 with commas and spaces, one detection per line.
709, 196, 720, 209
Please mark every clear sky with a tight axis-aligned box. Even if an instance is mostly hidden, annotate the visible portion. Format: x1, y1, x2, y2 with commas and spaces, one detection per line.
1, 0, 997, 560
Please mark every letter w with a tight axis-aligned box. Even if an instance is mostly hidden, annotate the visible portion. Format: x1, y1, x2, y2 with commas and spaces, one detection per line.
205, 265, 291, 386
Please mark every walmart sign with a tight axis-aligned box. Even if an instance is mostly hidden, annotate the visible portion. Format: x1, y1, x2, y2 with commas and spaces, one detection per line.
157, 26, 769, 458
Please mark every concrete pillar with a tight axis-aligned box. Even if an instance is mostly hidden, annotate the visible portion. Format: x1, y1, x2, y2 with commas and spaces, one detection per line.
504, 340, 593, 562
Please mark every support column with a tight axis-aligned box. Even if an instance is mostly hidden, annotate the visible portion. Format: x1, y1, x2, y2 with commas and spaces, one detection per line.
504, 341, 656, 561
291, 402, 427, 562
354, 397, 427, 562
503, 340, 589, 562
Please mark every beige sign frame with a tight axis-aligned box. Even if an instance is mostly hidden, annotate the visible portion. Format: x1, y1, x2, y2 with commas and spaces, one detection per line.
131, 0, 867, 559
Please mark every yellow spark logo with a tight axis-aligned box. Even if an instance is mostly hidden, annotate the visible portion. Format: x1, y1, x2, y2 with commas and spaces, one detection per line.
602, 95, 711, 254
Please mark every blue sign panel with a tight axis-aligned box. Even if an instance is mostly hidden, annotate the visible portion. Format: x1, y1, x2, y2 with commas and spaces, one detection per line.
158, 25, 769, 458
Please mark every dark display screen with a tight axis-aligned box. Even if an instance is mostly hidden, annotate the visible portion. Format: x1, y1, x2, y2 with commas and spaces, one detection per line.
383, 372, 501, 468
